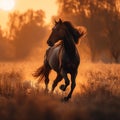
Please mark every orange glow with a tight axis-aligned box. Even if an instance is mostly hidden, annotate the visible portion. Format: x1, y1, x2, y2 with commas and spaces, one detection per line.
0, 0, 58, 29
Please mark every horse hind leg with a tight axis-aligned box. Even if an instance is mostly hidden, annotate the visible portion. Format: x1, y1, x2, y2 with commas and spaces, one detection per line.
44, 61, 51, 93
44, 72, 50, 93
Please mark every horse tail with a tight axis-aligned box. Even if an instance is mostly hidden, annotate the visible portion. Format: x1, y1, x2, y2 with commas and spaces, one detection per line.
33, 61, 51, 83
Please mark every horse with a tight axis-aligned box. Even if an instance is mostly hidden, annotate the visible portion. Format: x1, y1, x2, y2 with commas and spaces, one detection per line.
33, 19, 86, 101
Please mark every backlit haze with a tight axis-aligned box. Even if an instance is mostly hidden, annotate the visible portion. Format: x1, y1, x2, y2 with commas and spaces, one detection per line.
0, 0, 120, 62
0, 0, 58, 29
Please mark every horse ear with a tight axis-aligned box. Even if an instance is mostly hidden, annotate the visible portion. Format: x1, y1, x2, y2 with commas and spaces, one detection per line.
59, 18, 62, 24
55, 20, 58, 24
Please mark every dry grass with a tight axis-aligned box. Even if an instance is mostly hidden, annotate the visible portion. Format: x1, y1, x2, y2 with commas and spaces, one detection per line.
0, 62, 120, 120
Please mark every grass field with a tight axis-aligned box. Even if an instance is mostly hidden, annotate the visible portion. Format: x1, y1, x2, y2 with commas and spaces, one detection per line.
0, 62, 120, 120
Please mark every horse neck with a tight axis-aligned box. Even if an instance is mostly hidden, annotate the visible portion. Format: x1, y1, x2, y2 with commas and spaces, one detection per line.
63, 31, 76, 57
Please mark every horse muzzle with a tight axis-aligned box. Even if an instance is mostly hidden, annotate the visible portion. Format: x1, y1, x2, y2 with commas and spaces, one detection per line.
47, 41, 54, 46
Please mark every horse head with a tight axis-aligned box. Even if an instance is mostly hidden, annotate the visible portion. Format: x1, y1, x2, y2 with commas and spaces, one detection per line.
47, 19, 65, 46
47, 18, 87, 46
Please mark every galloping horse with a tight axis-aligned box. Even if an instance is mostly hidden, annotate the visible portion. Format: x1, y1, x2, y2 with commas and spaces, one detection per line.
33, 19, 86, 101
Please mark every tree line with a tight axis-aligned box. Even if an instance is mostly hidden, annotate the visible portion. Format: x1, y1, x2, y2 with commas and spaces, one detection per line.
57, 0, 120, 63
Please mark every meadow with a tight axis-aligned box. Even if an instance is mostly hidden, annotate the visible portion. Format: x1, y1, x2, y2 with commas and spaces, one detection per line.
0, 62, 120, 120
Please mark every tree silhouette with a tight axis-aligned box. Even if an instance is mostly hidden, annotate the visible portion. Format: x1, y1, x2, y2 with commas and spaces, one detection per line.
7, 10, 48, 60
57, 0, 120, 63
0, 27, 13, 61
0, 27, 5, 60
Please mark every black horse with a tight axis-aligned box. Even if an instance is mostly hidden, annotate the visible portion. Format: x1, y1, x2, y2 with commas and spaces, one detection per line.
33, 19, 86, 101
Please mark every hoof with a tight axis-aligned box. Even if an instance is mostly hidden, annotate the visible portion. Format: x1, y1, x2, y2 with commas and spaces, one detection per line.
61, 97, 69, 102
59, 84, 66, 91
44, 89, 49, 94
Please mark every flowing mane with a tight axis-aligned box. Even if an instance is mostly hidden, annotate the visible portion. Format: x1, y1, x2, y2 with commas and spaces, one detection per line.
63, 21, 81, 44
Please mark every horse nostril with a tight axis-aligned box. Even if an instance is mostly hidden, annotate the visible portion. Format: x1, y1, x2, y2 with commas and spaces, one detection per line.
47, 41, 53, 46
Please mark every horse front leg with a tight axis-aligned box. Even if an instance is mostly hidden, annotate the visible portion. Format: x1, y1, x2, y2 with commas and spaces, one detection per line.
63, 71, 77, 101
60, 69, 70, 91
52, 74, 63, 92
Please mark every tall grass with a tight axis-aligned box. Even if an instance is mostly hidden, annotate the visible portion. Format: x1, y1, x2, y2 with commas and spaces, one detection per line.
0, 62, 120, 120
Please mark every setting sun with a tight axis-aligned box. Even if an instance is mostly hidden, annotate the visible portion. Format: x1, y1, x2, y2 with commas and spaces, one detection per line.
0, 0, 15, 11
0, 0, 58, 29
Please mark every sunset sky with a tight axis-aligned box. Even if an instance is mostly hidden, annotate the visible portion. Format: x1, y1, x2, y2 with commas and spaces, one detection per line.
0, 0, 58, 29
